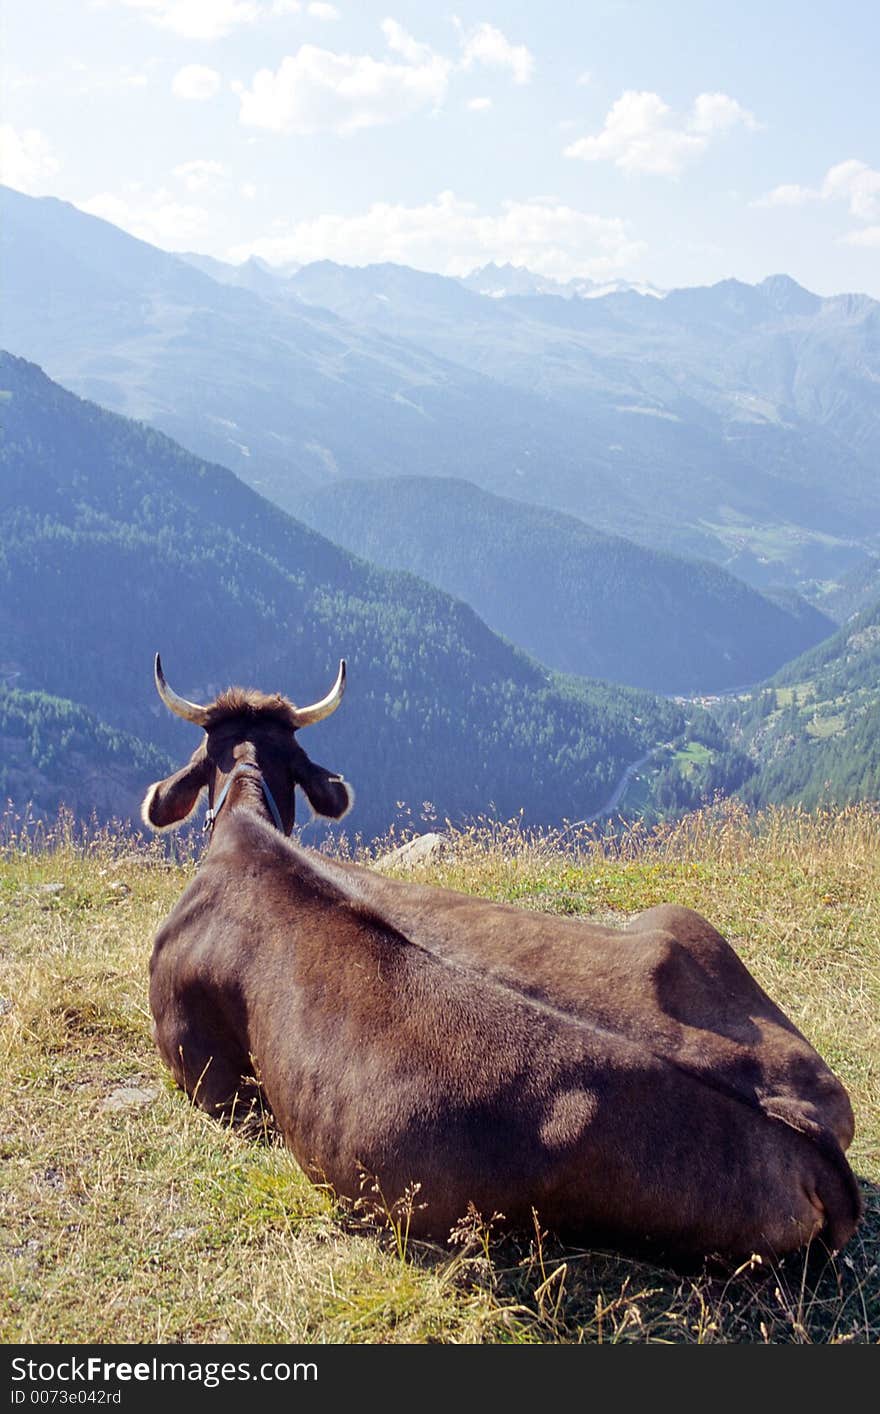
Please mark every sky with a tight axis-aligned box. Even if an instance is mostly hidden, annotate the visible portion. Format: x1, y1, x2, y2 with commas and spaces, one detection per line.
2, 0, 879, 296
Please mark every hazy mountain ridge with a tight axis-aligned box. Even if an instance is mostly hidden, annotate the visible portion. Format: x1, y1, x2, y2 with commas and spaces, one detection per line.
0, 187, 635, 544
286, 261, 880, 578
3, 187, 878, 584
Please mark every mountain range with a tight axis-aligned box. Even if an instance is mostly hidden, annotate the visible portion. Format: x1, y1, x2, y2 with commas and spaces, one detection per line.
283, 259, 880, 585
3, 185, 878, 590
5, 186, 880, 832
0, 186, 597, 540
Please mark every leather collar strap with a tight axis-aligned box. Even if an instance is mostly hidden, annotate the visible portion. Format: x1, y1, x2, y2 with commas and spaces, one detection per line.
204, 763, 287, 834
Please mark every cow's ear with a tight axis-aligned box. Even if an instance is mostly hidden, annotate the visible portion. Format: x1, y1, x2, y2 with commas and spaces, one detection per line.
141, 752, 210, 832
295, 755, 354, 820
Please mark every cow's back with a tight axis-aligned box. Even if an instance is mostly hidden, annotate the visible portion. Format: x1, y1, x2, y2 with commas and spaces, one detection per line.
319, 862, 856, 1157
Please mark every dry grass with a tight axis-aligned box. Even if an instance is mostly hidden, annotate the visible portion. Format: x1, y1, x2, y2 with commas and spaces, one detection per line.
1, 801, 878, 1344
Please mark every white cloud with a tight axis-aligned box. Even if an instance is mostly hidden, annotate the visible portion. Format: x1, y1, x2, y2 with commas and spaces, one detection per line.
565, 89, 759, 177
78, 187, 210, 249
236, 39, 450, 134
172, 158, 226, 191
576, 70, 592, 87
467, 96, 492, 111
172, 64, 221, 100
457, 21, 534, 85
227, 190, 645, 282
231, 19, 534, 136
307, 2, 338, 18
756, 159, 880, 226
821, 159, 880, 220
842, 225, 880, 247
566, 92, 700, 176
755, 182, 817, 208
240, 181, 258, 200
381, 18, 433, 64
689, 92, 760, 135
0, 125, 60, 194
117, 1, 261, 40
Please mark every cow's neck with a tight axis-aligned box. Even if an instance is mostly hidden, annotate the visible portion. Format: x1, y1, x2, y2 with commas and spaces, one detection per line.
205, 760, 288, 837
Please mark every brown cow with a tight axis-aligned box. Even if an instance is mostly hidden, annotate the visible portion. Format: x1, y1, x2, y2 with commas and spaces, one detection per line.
142, 655, 861, 1264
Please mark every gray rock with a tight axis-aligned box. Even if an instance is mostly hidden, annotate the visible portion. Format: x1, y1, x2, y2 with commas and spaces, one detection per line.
35, 882, 64, 900
374, 832, 448, 870
101, 1084, 160, 1112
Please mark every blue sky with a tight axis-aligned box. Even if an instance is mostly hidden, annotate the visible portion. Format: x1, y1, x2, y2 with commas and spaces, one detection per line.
2, 1, 879, 294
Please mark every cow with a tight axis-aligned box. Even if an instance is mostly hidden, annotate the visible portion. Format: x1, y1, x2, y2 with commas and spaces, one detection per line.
141, 655, 862, 1265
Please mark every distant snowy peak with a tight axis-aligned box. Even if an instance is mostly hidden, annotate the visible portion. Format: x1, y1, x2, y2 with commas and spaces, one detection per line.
579, 279, 666, 301
458, 262, 554, 298
459, 262, 666, 301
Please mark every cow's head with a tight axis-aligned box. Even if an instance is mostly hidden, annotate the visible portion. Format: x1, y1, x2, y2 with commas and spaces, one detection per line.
141, 655, 353, 834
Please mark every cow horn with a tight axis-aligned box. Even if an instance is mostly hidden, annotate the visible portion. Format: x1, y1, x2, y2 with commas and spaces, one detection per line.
293, 659, 347, 728
153, 654, 211, 727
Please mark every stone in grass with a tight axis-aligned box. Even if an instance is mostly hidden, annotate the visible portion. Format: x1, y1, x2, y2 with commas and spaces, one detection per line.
35, 883, 64, 907
373, 832, 448, 871
101, 1084, 160, 1113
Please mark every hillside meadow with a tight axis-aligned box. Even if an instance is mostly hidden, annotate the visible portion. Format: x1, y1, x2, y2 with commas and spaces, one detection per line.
1, 802, 878, 1345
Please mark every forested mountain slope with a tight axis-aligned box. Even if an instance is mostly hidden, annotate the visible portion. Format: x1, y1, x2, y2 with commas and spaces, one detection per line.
659, 600, 880, 813
301, 476, 833, 694
0, 353, 692, 835
0, 686, 173, 826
